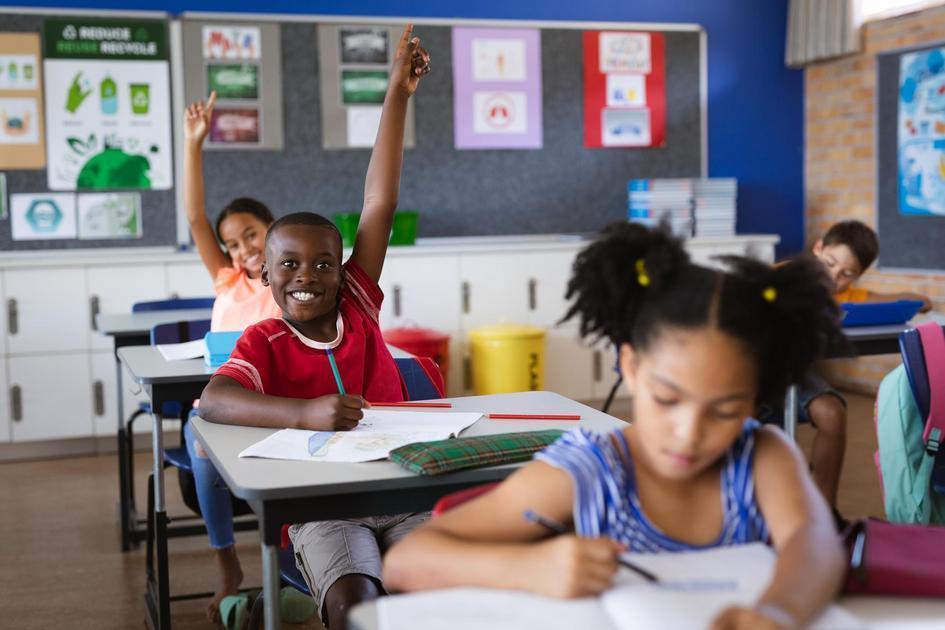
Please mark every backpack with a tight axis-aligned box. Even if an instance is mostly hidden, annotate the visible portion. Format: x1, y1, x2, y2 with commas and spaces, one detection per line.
875, 322, 945, 525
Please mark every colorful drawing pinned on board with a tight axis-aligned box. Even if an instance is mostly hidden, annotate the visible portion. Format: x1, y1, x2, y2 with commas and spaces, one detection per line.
202, 26, 260, 60
0, 32, 46, 169
341, 70, 388, 104
210, 107, 259, 144
43, 19, 172, 190
339, 27, 389, 64
452, 27, 542, 150
583, 31, 665, 149
77, 192, 142, 239
10, 192, 77, 240
898, 46, 945, 216
207, 63, 258, 100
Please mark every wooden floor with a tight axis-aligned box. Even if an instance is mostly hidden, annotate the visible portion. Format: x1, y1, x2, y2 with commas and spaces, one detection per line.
0, 392, 884, 629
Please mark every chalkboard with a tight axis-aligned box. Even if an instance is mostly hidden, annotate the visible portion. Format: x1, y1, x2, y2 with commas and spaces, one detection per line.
877, 41, 945, 270
0, 12, 178, 251
0, 13, 704, 250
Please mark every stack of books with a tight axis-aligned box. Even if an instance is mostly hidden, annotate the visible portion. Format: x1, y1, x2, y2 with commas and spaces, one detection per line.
627, 179, 694, 237
693, 178, 737, 237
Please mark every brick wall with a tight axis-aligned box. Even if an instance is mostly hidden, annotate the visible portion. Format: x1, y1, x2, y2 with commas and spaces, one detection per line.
806, 6, 945, 394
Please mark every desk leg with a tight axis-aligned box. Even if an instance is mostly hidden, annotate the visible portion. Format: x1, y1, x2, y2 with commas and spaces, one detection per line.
116, 352, 134, 552
262, 543, 281, 629
152, 411, 171, 630
784, 385, 799, 441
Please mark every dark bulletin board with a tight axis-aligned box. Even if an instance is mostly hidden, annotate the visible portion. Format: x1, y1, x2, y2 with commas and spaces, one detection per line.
200, 23, 703, 238
0, 12, 178, 251
877, 42, 945, 270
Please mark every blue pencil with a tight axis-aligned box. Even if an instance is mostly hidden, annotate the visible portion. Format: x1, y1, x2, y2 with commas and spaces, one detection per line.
326, 348, 345, 395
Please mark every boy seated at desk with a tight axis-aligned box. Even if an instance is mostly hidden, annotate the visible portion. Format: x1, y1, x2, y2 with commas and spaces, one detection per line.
198, 25, 430, 630
762, 220, 931, 525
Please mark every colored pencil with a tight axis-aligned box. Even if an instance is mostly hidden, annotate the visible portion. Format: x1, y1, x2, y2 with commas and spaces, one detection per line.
488, 413, 581, 420
325, 348, 346, 396
370, 401, 453, 408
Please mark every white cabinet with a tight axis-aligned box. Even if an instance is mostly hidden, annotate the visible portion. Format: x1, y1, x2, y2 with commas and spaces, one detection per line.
379, 255, 462, 332
4, 268, 89, 354
590, 340, 629, 402
0, 358, 8, 442
90, 350, 153, 437
524, 251, 576, 328
459, 253, 532, 330
9, 353, 93, 441
167, 262, 215, 298
543, 330, 594, 400
87, 265, 167, 350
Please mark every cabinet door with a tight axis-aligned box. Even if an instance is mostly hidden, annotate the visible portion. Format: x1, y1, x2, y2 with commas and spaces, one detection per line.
382, 255, 462, 333
525, 250, 579, 328
0, 358, 8, 443
590, 340, 630, 402
166, 262, 215, 298
459, 253, 531, 330
88, 265, 167, 350
90, 350, 154, 437
543, 330, 594, 401
9, 353, 93, 441
5, 268, 89, 354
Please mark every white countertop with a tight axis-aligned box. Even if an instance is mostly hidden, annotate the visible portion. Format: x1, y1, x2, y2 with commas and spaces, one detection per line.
0, 233, 780, 269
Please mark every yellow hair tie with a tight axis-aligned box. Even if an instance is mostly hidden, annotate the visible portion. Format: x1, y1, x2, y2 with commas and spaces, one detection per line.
762, 286, 778, 303
635, 259, 651, 287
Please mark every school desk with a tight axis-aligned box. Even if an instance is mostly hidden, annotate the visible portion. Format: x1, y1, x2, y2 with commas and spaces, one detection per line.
118, 343, 418, 630
97, 308, 213, 552
190, 390, 625, 630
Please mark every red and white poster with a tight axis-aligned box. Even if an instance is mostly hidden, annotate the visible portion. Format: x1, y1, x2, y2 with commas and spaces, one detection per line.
583, 31, 665, 149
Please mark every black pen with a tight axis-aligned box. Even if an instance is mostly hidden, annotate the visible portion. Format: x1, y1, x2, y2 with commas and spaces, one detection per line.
522, 509, 660, 583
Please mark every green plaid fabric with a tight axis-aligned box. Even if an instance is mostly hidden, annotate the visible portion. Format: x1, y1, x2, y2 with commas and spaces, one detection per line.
389, 430, 566, 476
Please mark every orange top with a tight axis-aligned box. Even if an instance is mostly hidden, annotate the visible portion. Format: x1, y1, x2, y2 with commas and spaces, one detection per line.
835, 287, 869, 303
210, 266, 282, 332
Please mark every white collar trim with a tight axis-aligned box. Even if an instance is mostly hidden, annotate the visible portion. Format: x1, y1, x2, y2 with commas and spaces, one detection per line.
281, 314, 344, 350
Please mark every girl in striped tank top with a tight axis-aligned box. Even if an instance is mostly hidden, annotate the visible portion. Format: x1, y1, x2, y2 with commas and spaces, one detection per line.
385, 223, 847, 629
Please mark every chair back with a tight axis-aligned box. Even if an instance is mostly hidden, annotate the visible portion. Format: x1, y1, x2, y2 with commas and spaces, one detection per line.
150, 319, 212, 345
394, 357, 445, 401
133, 297, 215, 312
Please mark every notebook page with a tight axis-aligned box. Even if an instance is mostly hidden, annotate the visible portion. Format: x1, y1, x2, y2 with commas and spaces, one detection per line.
156, 339, 205, 361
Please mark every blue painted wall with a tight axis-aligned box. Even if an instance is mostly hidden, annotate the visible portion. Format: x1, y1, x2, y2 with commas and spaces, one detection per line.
15, 0, 804, 255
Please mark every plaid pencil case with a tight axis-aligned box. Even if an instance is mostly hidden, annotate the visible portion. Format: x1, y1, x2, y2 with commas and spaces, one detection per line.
389, 430, 565, 476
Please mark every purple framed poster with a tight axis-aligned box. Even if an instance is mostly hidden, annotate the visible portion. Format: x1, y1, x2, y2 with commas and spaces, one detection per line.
452, 27, 543, 150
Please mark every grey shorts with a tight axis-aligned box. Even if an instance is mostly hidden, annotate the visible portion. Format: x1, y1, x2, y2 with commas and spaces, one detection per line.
758, 371, 846, 426
288, 512, 429, 620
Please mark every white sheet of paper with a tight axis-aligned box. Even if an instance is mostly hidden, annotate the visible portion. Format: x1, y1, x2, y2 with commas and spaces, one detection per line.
472, 38, 527, 81
11, 193, 76, 240
239, 410, 482, 463
346, 106, 383, 147
606, 73, 646, 107
156, 339, 206, 361
599, 32, 651, 74
377, 544, 864, 630
473, 91, 527, 134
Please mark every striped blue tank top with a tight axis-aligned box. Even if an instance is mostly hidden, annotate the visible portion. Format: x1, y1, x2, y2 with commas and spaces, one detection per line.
535, 419, 769, 552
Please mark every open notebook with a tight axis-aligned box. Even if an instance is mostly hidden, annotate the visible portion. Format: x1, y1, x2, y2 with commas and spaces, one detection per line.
378, 544, 863, 630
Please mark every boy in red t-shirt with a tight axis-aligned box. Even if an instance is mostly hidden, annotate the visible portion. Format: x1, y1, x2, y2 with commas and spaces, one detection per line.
199, 25, 430, 628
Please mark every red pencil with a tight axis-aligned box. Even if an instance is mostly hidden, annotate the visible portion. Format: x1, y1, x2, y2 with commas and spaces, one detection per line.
488, 413, 581, 420
371, 401, 453, 408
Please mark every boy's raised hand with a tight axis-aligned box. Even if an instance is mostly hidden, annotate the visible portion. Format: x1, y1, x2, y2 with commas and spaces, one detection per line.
389, 24, 430, 98
184, 91, 217, 146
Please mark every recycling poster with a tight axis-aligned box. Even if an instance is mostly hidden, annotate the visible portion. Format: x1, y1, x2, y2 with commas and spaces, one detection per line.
43, 18, 173, 190
0, 32, 46, 169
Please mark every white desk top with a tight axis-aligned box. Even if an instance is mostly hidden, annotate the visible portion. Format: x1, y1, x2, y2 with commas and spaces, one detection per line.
97, 309, 213, 337
190, 391, 625, 501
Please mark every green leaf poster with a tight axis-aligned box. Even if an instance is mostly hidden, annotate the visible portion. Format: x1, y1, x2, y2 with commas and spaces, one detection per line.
42, 18, 173, 191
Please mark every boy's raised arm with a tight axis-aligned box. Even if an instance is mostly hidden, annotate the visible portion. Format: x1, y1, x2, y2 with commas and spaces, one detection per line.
350, 24, 430, 283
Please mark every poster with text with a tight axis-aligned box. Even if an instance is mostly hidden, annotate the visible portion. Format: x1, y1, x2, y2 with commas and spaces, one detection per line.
0, 32, 45, 169
77, 192, 141, 238
11, 192, 77, 240
43, 19, 172, 190
453, 27, 542, 150
898, 46, 945, 216
203, 26, 260, 60
207, 64, 258, 100
210, 107, 260, 144
583, 31, 665, 149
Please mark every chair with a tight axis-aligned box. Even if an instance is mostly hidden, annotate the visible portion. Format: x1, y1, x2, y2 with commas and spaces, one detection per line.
601, 347, 623, 414
899, 325, 945, 494
275, 356, 447, 600
132, 296, 215, 312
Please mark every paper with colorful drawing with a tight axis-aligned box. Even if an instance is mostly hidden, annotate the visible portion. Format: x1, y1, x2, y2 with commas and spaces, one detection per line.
238, 409, 482, 463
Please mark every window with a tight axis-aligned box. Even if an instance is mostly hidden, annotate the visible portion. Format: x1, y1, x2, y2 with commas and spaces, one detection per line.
856, 0, 945, 25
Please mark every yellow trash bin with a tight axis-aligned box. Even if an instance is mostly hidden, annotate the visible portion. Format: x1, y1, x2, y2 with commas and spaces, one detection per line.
468, 324, 546, 395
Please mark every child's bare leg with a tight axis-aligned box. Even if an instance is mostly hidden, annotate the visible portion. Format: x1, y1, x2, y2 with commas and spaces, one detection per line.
323, 574, 383, 630
806, 395, 847, 508
208, 545, 244, 622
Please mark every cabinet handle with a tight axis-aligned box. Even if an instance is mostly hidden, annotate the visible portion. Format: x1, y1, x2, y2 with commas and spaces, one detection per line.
7, 298, 17, 335
89, 295, 100, 331
93, 380, 105, 416
462, 282, 470, 314
463, 356, 472, 391
593, 351, 603, 382
10, 385, 22, 422
528, 278, 537, 311
393, 284, 402, 318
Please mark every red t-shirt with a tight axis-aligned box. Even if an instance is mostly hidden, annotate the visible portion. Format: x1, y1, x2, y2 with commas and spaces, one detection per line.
214, 261, 406, 403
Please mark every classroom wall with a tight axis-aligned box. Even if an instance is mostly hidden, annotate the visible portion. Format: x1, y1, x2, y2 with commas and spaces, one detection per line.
806, 4, 945, 393
11, 0, 804, 256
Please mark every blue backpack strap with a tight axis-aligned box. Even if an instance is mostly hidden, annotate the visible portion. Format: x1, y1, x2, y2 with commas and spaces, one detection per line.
916, 323, 945, 453
900, 328, 930, 420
